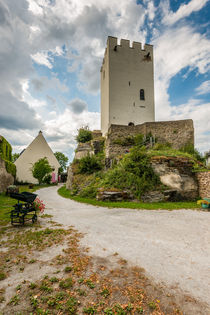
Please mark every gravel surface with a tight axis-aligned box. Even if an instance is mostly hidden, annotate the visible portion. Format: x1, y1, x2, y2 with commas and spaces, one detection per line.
38, 185, 210, 309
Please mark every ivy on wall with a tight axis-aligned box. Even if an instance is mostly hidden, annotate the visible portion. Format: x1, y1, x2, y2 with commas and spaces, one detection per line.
0, 136, 16, 176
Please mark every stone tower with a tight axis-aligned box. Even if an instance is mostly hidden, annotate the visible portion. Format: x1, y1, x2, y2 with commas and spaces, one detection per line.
101, 36, 155, 135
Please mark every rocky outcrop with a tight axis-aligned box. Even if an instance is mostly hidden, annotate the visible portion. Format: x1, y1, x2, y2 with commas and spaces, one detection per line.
151, 156, 198, 200
96, 189, 132, 201
0, 157, 14, 193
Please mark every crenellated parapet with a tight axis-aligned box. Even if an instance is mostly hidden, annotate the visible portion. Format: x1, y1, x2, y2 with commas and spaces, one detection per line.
101, 36, 153, 72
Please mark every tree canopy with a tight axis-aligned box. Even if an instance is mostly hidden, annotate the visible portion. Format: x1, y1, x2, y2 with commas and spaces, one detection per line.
76, 127, 92, 143
31, 157, 53, 184
54, 151, 68, 173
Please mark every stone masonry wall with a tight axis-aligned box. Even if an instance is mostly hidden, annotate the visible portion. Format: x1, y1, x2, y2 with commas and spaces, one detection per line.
105, 119, 194, 158
196, 171, 210, 198
0, 157, 14, 193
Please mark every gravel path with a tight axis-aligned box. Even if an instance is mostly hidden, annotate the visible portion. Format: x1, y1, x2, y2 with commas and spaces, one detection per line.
38, 186, 210, 308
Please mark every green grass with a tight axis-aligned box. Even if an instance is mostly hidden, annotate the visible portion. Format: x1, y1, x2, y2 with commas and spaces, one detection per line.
58, 186, 200, 210
0, 184, 53, 226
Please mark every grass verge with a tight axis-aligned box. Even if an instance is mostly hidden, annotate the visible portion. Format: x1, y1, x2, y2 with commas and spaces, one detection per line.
58, 186, 200, 210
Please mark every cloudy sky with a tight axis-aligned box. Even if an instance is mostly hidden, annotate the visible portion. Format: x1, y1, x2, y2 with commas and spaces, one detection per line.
0, 0, 210, 161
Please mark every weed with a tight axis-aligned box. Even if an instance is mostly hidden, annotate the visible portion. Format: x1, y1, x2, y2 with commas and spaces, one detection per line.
55, 291, 66, 301
77, 288, 87, 296
29, 282, 37, 289
114, 304, 126, 315
136, 307, 144, 314
83, 306, 97, 314
59, 277, 73, 289
65, 297, 78, 314
0, 272, 6, 281
49, 277, 59, 283
30, 296, 39, 308
29, 259, 36, 264
16, 284, 21, 291
41, 214, 53, 218
9, 294, 19, 305
148, 301, 156, 309
100, 288, 110, 298
40, 282, 53, 293
47, 297, 56, 307
104, 308, 114, 315
78, 278, 84, 284
85, 279, 95, 289
64, 266, 72, 272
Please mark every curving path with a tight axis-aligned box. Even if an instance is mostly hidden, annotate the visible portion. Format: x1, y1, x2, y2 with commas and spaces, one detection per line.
37, 185, 210, 309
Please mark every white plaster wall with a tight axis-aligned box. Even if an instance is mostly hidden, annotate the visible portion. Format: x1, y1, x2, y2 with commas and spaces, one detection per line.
15, 132, 60, 184
100, 45, 110, 136
101, 36, 155, 135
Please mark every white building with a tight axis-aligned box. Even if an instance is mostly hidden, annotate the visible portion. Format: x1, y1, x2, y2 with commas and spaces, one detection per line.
15, 131, 60, 184
206, 151, 210, 166
101, 36, 155, 136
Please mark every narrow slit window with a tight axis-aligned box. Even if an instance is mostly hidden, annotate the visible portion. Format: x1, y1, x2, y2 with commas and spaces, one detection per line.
140, 89, 145, 100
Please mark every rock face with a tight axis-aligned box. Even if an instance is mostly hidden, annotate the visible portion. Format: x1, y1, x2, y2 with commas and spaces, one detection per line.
151, 156, 198, 201
66, 166, 74, 190
74, 143, 94, 160
97, 190, 132, 201
0, 157, 14, 193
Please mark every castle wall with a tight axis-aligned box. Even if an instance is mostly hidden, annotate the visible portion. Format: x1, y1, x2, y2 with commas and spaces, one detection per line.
196, 171, 210, 198
101, 36, 155, 136
105, 119, 194, 158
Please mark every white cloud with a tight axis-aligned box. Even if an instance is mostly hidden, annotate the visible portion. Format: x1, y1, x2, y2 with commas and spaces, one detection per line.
163, 0, 209, 25
196, 80, 210, 95
31, 51, 53, 68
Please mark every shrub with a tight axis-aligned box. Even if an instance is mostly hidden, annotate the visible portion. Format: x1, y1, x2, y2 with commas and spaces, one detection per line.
78, 154, 103, 174
76, 128, 92, 143
43, 174, 51, 184
181, 143, 205, 163
79, 184, 98, 198
101, 147, 160, 198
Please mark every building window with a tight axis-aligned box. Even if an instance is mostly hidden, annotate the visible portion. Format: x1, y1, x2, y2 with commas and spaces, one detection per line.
140, 89, 145, 100
103, 70, 105, 79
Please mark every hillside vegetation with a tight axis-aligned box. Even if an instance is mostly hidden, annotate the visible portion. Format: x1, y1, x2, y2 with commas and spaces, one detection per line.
68, 132, 208, 201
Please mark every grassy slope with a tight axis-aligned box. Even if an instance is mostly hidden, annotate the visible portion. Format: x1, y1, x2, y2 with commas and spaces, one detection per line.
58, 186, 200, 210
0, 184, 52, 226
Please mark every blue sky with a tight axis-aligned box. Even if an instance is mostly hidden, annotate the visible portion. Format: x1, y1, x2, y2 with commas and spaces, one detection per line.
0, 0, 210, 161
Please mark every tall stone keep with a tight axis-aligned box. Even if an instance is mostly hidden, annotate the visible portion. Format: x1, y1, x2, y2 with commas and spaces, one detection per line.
101, 36, 155, 135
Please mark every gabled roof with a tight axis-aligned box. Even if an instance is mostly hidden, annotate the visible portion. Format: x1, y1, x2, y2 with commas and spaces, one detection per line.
15, 131, 60, 168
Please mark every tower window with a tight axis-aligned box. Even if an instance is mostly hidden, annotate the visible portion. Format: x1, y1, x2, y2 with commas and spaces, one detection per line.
129, 81, 131, 86
103, 70, 105, 79
140, 89, 145, 100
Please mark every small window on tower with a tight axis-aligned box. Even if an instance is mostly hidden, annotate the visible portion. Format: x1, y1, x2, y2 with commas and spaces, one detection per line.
140, 89, 145, 100
103, 70, 105, 79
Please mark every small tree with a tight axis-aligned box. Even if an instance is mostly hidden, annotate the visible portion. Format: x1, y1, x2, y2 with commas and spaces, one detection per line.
54, 151, 68, 173
12, 153, 20, 162
31, 157, 53, 184
76, 127, 92, 143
